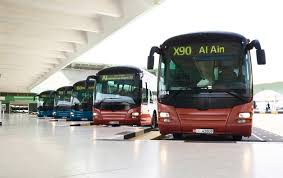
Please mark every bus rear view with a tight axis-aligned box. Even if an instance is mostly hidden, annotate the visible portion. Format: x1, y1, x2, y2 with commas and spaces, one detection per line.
148, 32, 266, 140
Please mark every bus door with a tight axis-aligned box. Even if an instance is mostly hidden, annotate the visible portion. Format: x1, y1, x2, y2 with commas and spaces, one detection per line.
141, 82, 153, 125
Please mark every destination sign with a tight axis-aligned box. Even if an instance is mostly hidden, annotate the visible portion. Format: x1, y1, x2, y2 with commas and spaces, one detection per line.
87, 85, 95, 90
169, 42, 241, 57
58, 91, 64, 95
100, 74, 134, 81
40, 94, 49, 98
75, 85, 85, 91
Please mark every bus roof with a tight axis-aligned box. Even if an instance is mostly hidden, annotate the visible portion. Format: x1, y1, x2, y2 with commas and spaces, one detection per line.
97, 66, 143, 75
39, 90, 55, 95
162, 31, 249, 47
56, 86, 73, 92
73, 80, 86, 87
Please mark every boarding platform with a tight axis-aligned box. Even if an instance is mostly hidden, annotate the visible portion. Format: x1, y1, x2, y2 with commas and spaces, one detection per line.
0, 113, 283, 178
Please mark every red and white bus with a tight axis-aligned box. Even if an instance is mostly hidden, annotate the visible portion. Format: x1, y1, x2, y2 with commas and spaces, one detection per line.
147, 32, 266, 140
89, 66, 157, 127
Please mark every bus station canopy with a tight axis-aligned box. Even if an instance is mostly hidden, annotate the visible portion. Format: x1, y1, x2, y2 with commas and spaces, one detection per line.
0, 0, 161, 93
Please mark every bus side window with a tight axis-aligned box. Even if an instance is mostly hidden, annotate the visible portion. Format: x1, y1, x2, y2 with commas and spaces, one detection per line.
142, 88, 148, 104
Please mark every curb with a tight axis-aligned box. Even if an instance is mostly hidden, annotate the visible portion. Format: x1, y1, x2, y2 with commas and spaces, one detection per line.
38, 117, 53, 119
49, 119, 67, 122
70, 122, 94, 126
254, 111, 283, 114
116, 127, 152, 139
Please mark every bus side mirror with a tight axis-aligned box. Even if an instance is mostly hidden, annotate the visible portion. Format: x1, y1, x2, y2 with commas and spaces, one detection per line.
86, 75, 97, 104
248, 40, 266, 65
86, 75, 97, 86
256, 49, 266, 65
147, 46, 160, 70
147, 55, 154, 70
74, 104, 79, 110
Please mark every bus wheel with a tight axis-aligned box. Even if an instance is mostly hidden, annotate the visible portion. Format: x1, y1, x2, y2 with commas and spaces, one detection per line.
172, 133, 183, 139
232, 135, 243, 141
151, 112, 158, 129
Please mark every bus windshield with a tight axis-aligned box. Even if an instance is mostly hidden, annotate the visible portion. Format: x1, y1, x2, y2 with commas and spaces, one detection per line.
159, 42, 252, 101
95, 74, 141, 107
72, 84, 93, 111
39, 96, 54, 107
55, 90, 72, 106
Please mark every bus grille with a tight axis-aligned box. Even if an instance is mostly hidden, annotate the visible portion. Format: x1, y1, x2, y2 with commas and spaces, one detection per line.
176, 108, 230, 126
100, 111, 128, 120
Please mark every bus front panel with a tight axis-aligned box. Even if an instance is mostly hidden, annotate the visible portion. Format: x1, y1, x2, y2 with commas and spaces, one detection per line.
156, 34, 253, 137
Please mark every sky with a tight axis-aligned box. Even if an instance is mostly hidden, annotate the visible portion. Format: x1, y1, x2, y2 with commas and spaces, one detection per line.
33, 0, 283, 92
75, 0, 283, 84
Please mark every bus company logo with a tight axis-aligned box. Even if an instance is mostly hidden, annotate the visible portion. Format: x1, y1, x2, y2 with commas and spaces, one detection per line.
86, 85, 95, 90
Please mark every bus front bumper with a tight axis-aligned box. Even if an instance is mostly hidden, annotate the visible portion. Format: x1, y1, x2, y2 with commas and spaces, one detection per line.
158, 121, 252, 137
93, 118, 141, 126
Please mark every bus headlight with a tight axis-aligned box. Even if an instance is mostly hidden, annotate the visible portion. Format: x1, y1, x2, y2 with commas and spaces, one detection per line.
53, 112, 56, 116
238, 112, 251, 124
131, 112, 140, 119
238, 112, 251, 119
160, 112, 170, 122
160, 112, 170, 118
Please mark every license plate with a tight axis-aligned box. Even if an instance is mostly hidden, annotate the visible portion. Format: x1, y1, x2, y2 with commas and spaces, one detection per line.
81, 118, 88, 121
193, 129, 214, 134
109, 121, 119, 125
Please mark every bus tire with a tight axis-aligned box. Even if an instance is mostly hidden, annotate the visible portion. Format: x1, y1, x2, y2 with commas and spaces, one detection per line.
151, 111, 157, 129
173, 133, 183, 139
232, 135, 243, 141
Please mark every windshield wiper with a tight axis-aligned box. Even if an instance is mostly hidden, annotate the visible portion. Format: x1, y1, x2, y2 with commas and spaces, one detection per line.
96, 97, 126, 105
221, 90, 247, 102
95, 97, 135, 108
95, 98, 114, 106
163, 88, 247, 102
205, 89, 247, 102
